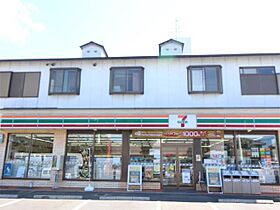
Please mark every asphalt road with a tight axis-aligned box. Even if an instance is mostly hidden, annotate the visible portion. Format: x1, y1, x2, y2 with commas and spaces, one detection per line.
0, 199, 279, 210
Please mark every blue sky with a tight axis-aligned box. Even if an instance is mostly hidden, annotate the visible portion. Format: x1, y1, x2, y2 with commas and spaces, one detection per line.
1, 0, 280, 58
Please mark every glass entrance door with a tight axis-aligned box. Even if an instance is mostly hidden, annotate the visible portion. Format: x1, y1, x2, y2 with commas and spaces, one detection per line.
162, 140, 193, 189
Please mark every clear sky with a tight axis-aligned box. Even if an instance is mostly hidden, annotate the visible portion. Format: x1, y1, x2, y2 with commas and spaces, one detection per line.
0, 0, 280, 59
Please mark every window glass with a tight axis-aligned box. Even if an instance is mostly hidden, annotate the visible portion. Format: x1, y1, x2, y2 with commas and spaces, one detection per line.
3, 134, 54, 179
128, 70, 142, 92
0, 72, 12, 97
110, 67, 144, 94
191, 69, 204, 91
240, 67, 278, 95
23, 73, 40, 97
64, 133, 94, 180
113, 70, 126, 92
188, 66, 222, 93
201, 135, 235, 167
9, 73, 25, 97
236, 134, 280, 184
205, 67, 218, 91
4, 134, 31, 178
49, 69, 80, 94
93, 133, 122, 180
63, 70, 78, 93
27, 134, 54, 179
241, 67, 275, 75
277, 74, 280, 93
130, 138, 160, 181
50, 70, 63, 93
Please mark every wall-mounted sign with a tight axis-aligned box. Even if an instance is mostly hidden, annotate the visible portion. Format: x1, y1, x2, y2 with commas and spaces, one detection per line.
196, 154, 201, 162
127, 164, 142, 191
169, 114, 197, 128
132, 130, 223, 139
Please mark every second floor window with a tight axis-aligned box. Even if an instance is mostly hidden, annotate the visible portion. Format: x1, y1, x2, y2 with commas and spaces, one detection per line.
110, 67, 144, 94
0, 72, 40, 98
240, 67, 279, 95
49, 68, 81, 95
187, 65, 223, 93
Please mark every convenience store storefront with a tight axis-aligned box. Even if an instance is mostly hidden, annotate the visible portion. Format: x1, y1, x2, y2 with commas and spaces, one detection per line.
0, 114, 279, 193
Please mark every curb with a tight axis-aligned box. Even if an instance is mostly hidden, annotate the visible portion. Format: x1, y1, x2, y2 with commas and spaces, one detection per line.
99, 196, 150, 201
0, 194, 19, 198
218, 199, 274, 204
33, 195, 83, 199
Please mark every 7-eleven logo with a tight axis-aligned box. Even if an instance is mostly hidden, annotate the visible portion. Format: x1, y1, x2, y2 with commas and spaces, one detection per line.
178, 115, 188, 127
169, 114, 197, 128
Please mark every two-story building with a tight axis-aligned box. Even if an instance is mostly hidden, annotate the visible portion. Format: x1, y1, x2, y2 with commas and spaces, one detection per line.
0, 39, 279, 193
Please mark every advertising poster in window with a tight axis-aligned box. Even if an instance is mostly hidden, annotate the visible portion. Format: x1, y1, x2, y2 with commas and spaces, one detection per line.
127, 164, 142, 191
144, 165, 153, 179
182, 169, 191, 184
3, 163, 12, 177
210, 150, 225, 165
251, 148, 259, 158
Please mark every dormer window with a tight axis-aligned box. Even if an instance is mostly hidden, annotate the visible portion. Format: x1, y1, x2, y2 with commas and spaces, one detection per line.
159, 39, 184, 56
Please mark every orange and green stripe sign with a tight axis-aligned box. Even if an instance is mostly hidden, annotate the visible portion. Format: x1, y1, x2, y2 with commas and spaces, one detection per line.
0, 116, 169, 129
0, 115, 279, 129
196, 115, 280, 129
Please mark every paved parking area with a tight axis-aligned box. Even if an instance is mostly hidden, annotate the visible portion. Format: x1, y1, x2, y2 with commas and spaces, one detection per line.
0, 199, 279, 210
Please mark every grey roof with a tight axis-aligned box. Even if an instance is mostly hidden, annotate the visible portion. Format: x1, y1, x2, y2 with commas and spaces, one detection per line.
159, 39, 184, 47
1, 53, 280, 62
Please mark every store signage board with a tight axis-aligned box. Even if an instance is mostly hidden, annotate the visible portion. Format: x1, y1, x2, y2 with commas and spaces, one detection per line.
127, 164, 142, 191
206, 167, 223, 194
169, 114, 197, 128
132, 130, 223, 139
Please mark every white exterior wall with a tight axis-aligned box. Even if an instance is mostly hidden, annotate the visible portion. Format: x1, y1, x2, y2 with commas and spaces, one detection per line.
0, 55, 280, 109
81, 45, 106, 58
160, 42, 183, 56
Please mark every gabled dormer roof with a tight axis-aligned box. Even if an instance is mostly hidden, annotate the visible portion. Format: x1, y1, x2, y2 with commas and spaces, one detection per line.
80, 41, 108, 57
159, 39, 184, 47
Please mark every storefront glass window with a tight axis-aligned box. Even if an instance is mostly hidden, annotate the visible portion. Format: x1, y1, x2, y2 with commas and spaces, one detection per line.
64, 133, 94, 180
201, 134, 235, 167
130, 138, 160, 181
3, 134, 54, 179
28, 134, 54, 179
236, 134, 280, 184
93, 133, 122, 180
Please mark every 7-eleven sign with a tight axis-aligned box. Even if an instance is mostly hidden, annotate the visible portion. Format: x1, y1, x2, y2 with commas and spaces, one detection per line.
169, 114, 197, 128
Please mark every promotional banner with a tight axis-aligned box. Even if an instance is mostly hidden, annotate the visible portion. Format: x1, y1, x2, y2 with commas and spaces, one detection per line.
132, 130, 223, 139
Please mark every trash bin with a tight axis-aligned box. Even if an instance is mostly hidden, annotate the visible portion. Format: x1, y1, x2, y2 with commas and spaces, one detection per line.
250, 171, 261, 194
241, 170, 251, 194
232, 170, 242, 194
222, 170, 233, 194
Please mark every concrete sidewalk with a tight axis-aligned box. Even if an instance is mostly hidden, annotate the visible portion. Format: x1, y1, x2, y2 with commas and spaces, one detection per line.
0, 187, 279, 203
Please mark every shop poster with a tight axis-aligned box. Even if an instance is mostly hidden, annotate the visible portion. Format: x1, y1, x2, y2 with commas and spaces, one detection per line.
206, 166, 223, 194
3, 163, 12, 177
182, 169, 191, 184
127, 165, 142, 191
